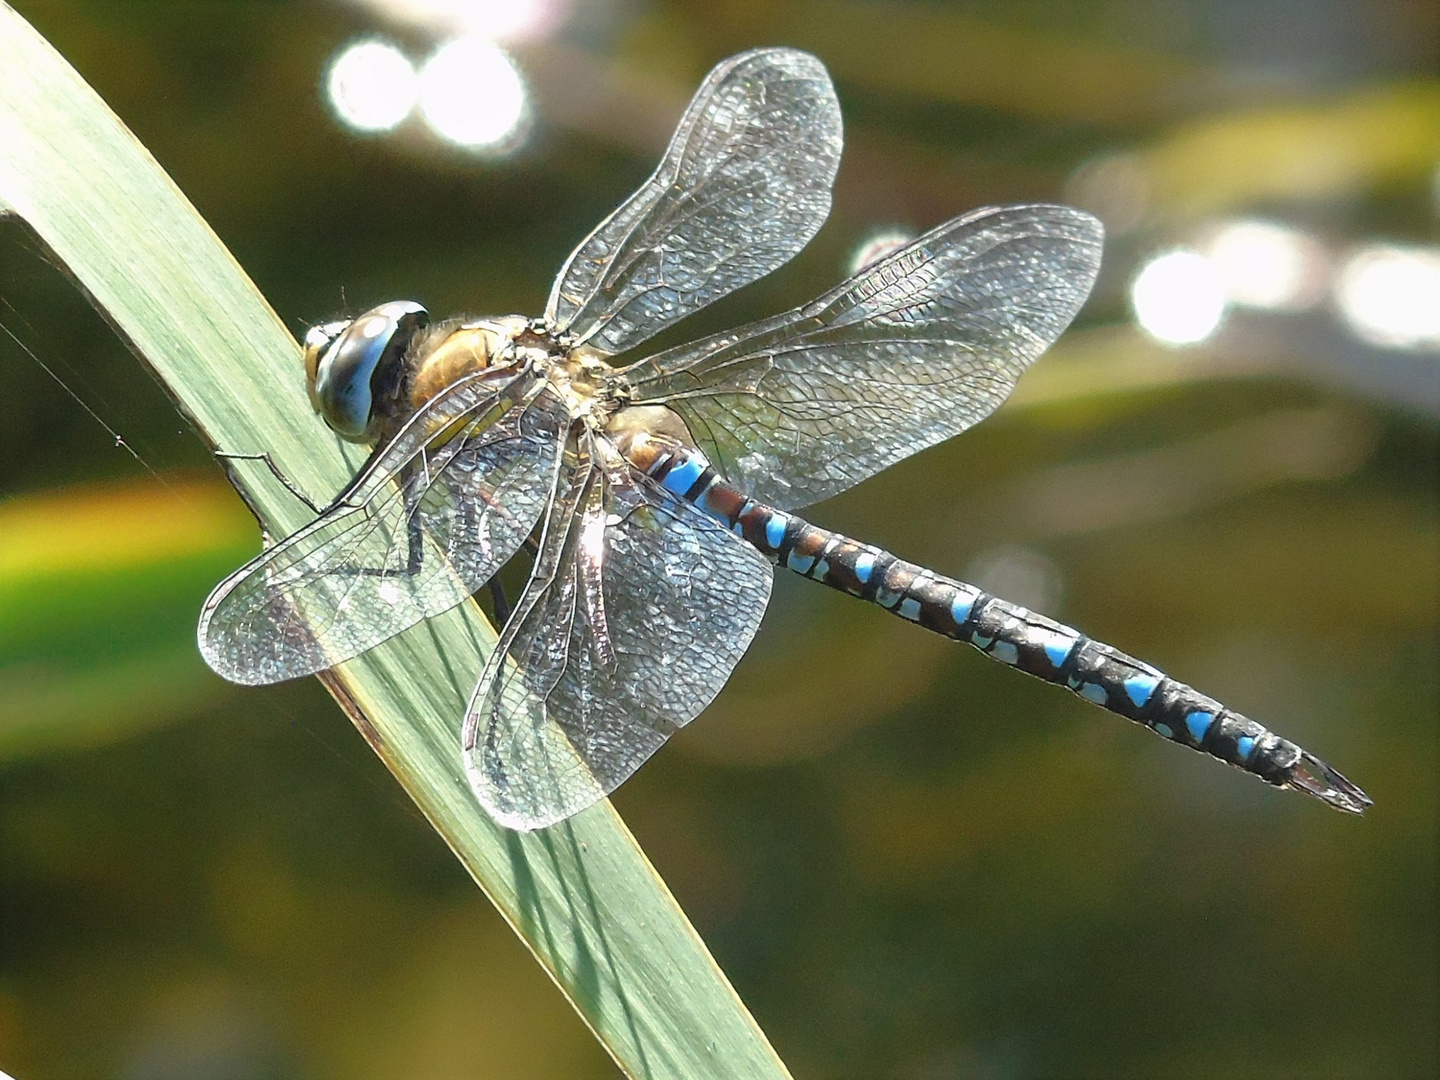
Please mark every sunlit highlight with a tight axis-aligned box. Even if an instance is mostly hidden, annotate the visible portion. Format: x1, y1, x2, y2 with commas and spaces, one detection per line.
1334, 245, 1440, 351
848, 228, 914, 276
1205, 219, 1328, 311
1130, 250, 1227, 345
352, 0, 567, 43
418, 37, 529, 152
580, 513, 607, 564
325, 40, 418, 132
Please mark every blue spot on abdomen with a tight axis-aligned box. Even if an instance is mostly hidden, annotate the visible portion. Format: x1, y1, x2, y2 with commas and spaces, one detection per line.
1124, 673, 1160, 708
662, 457, 704, 496
853, 552, 875, 584
1185, 711, 1215, 743
1079, 682, 1109, 705
764, 514, 788, 551
1043, 634, 1076, 669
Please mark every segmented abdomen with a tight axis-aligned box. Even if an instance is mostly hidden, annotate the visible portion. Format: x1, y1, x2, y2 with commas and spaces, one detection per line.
636, 440, 1370, 814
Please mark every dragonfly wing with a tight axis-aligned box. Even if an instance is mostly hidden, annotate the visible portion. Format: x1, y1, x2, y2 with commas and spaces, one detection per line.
546, 47, 842, 356
622, 204, 1104, 510
199, 372, 569, 685
463, 441, 773, 831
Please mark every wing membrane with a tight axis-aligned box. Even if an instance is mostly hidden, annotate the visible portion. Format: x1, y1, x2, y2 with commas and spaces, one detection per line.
463, 440, 773, 830
546, 47, 842, 355
199, 372, 569, 685
622, 204, 1104, 509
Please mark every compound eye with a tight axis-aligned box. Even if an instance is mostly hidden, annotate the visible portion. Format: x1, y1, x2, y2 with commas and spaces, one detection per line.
307, 301, 428, 438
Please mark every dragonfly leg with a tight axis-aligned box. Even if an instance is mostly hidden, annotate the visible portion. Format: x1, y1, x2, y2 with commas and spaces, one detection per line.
328, 464, 430, 581
216, 451, 323, 515
488, 579, 513, 625
404, 475, 425, 575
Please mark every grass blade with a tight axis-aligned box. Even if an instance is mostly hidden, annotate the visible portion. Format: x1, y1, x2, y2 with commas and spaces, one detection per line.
0, 7, 790, 1077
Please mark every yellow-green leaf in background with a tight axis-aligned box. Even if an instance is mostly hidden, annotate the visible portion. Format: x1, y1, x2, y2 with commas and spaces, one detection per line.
0, 476, 256, 756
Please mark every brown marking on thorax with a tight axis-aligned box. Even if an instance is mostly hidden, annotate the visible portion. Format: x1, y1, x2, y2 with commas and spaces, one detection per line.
408, 325, 509, 411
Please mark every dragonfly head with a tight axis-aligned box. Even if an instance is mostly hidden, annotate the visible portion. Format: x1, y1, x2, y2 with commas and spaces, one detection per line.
303, 301, 430, 441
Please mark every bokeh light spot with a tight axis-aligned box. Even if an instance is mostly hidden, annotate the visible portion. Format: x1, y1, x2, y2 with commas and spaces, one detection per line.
418, 37, 529, 152
848, 228, 915, 276
1205, 219, 1328, 311
1064, 152, 1149, 237
965, 546, 1065, 617
354, 0, 568, 43
325, 40, 417, 133
1130, 250, 1227, 346
1334, 245, 1440, 351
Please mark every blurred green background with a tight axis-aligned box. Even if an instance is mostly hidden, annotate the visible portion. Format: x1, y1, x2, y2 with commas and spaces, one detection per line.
1, 1, 1436, 1077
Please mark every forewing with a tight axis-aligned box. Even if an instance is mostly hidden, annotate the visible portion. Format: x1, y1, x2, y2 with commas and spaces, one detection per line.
463, 448, 773, 831
199, 373, 569, 685
546, 47, 842, 355
622, 205, 1104, 509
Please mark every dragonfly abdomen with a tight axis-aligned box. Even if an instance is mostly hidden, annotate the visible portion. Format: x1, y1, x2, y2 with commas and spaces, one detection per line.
636, 441, 1371, 815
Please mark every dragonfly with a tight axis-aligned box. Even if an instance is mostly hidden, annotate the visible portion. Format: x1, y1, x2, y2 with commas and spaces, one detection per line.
198, 47, 1371, 830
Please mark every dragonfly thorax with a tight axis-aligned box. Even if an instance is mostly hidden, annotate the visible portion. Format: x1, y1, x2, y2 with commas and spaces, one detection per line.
604, 403, 699, 465
407, 314, 534, 421
538, 341, 626, 428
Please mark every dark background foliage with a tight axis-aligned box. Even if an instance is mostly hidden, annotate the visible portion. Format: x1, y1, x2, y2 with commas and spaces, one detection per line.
1, 1, 1435, 1077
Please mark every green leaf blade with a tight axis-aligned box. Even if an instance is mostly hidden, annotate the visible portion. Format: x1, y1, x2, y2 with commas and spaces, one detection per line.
0, 6, 789, 1076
